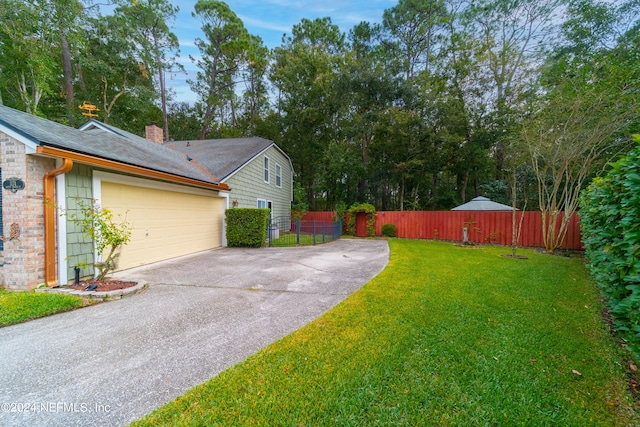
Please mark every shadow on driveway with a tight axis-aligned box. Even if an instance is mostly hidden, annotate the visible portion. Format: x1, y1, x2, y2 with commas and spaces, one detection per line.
0, 239, 389, 427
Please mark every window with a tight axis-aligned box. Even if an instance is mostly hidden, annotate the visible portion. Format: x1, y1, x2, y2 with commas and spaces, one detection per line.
275, 164, 282, 188
257, 199, 267, 209
263, 156, 270, 183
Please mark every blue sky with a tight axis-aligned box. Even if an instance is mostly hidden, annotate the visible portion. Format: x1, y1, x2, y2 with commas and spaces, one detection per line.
164, 0, 397, 103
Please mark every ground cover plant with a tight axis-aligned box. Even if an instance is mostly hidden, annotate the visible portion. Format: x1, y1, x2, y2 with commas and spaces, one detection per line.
0, 289, 84, 327
132, 240, 639, 426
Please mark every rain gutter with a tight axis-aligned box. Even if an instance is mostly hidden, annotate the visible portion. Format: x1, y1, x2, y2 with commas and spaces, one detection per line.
43, 158, 73, 287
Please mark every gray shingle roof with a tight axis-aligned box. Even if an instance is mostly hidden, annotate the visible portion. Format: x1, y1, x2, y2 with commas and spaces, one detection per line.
0, 105, 217, 184
451, 196, 515, 211
169, 137, 276, 181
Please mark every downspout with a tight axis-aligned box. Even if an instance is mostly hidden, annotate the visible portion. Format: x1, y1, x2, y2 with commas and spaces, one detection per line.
44, 158, 73, 287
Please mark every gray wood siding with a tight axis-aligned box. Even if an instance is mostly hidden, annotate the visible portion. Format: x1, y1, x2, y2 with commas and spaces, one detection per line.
65, 164, 95, 281
225, 145, 293, 220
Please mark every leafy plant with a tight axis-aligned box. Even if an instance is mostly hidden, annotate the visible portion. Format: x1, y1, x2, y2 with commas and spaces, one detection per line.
580, 135, 640, 358
346, 203, 376, 237
333, 201, 347, 223
66, 199, 132, 281
226, 208, 270, 247
291, 182, 309, 220
381, 223, 396, 237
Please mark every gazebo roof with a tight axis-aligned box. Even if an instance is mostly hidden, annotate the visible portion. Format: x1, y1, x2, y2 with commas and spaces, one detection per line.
451, 196, 514, 211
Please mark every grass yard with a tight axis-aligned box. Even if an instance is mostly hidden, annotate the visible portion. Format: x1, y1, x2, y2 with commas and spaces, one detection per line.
269, 233, 326, 246
0, 289, 84, 327
131, 239, 639, 426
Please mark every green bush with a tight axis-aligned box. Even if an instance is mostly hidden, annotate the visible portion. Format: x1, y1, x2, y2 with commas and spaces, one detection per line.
580, 135, 640, 358
347, 203, 376, 237
333, 201, 347, 224
65, 199, 131, 281
291, 182, 309, 220
226, 208, 270, 247
381, 223, 397, 237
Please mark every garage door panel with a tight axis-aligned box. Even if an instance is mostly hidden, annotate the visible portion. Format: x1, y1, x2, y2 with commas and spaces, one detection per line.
101, 182, 222, 270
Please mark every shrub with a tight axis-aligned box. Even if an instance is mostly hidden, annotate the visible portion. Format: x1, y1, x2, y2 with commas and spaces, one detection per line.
226, 208, 270, 247
291, 182, 309, 220
333, 201, 347, 224
346, 203, 376, 237
381, 223, 397, 237
66, 199, 131, 281
580, 135, 640, 358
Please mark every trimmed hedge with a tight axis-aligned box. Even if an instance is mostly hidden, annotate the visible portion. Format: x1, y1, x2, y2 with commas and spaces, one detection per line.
226, 208, 270, 248
580, 136, 640, 358
381, 223, 397, 237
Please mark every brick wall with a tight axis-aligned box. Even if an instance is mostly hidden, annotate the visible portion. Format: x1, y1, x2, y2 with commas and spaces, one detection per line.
0, 131, 56, 290
145, 124, 163, 144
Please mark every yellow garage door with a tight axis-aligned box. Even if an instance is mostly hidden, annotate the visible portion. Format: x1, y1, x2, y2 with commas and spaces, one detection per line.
101, 181, 223, 270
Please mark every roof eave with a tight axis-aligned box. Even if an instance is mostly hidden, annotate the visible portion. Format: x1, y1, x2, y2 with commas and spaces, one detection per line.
35, 145, 230, 192
0, 122, 39, 154
77, 120, 127, 138
221, 142, 293, 182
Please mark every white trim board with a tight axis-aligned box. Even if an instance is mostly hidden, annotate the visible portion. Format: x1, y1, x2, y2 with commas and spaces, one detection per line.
93, 171, 226, 199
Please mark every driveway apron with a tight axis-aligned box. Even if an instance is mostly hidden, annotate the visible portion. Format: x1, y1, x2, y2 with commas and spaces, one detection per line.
0, 239, 389, 427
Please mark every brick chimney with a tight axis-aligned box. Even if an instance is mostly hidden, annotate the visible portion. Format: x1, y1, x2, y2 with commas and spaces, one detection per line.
145, 123, 164, 144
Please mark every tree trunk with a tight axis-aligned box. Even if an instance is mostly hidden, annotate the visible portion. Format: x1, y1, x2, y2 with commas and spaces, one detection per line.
155, 34, 169, 142
460, 170, 469, 202
399, 175, 405, 211
60, 29, 75, 126
200, 56, 220, 139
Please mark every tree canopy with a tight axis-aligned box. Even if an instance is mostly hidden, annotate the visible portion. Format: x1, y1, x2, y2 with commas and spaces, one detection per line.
1, 0, 638, 241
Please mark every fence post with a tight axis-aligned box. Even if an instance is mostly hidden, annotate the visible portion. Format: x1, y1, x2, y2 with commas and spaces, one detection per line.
313, 221, 317, 245
296, 219, 300, 245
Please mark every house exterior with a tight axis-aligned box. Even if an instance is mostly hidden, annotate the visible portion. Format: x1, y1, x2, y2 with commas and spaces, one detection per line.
0, 106, 230, 290
169, 138, 294, 221
79, 122, 295, 221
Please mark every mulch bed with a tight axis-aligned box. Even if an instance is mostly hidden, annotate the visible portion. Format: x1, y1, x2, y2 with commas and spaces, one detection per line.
67, 280, 138, 292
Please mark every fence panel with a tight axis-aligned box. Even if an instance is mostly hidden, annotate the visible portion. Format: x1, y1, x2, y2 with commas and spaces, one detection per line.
269, 216, 342, 246
302, 210, 583, 250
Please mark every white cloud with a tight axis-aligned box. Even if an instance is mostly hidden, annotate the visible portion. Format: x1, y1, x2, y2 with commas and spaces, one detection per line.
179, 40, 197, 48
239, 15, 291, 33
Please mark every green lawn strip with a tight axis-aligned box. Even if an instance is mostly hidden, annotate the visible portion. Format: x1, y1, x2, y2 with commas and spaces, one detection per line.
269, 233, 331, 246
0, 289, 84, 327
131, 240, 638, 426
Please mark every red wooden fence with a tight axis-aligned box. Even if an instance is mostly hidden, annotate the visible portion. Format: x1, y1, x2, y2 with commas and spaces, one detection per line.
302, 211, 583, 251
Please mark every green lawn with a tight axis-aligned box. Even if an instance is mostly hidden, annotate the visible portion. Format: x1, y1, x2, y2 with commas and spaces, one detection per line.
0, 289, 84, 327
269, 233, 335, 246
132, 240, 639, 426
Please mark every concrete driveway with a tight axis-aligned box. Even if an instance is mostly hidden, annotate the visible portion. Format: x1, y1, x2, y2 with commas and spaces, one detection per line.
0, 239, 389, 427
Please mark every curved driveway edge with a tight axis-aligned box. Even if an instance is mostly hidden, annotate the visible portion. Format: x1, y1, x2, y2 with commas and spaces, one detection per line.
0, 239, 389, 427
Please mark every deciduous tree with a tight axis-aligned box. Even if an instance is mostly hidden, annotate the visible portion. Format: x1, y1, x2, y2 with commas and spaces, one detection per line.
116, 0, 182, 140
